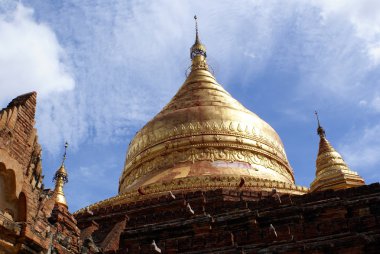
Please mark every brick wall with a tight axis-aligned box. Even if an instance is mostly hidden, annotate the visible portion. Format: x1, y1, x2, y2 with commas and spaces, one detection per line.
77, 184, 380, 254
0, 92, 81, 253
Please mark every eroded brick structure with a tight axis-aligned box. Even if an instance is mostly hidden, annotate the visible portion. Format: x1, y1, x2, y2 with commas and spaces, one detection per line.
76, 184, 380, 254
0, 93, 80, 253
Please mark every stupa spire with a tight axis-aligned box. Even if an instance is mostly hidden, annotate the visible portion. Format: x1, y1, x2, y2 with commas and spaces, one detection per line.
190, 15, 208, 70
194, 15, 200, 44
310, 115, 364, 192
53, 142, 69, 206
315, 111, 326, 137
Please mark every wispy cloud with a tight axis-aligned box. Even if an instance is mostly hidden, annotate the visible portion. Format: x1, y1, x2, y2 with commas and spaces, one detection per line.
21, 0, 379, 154
3, 1, 379, 154
64, 153, 121, 212
340, 124, 380, 181
358, 95, 380, 113
311, 0, 380, 66
2, 1, 380, 209
0, 3, 74, 104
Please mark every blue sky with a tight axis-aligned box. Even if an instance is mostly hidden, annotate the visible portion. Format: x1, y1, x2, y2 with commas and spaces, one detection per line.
1, 0, 379, 212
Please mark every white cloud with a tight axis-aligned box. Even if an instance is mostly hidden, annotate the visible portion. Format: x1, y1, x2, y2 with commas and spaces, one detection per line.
0, 3, 74, 104
340, 124, 380, 171
368, 44, 380, 65
356, 96, 380, 113
311, 0, 380, 65
359, 100, 367, 106
243, 51, 256, 59
4, 0, 377, 159
370, 96, 380, 112
65, 158, 119, 212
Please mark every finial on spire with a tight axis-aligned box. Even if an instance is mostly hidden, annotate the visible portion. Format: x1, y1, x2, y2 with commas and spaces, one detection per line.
190, 15, 207, 69
194, 15, 199, 43
315, 111, 321, 127
61, 141, 68, 166
314, 111, 326, 137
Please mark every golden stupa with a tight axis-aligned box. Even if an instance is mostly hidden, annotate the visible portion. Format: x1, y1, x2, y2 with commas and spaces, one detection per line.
118, 17, 307, 196
310, 114, 365, 192
53, 142, 69, 207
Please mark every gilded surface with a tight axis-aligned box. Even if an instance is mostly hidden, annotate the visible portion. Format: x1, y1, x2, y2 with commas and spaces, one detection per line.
120, 146, 294, 192
310, 128, 365, 192
119, 27, 297, 194
53, 143, 69, 206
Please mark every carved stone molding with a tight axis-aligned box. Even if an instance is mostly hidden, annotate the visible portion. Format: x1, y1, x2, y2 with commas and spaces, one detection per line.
126, 120, 287, 163
120, 146, 294, 192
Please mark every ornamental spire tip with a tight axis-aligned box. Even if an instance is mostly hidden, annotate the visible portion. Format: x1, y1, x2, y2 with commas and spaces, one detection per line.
314, 111, 325, 137
61, 141, 68, 166
194, 15, 199, 43
190, 15, 207, 69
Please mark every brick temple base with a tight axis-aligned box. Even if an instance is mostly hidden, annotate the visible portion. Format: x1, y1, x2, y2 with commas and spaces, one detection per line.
76, 183, 380, 254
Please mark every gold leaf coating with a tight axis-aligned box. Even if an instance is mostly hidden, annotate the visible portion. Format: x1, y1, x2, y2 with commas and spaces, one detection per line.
117, 24, 303, 196
119, 57, 296, 195
310, 131, 365, 192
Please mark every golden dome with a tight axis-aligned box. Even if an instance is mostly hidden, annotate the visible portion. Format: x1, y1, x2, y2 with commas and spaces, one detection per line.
310, 115, 365, 192
118, 18, 305, 195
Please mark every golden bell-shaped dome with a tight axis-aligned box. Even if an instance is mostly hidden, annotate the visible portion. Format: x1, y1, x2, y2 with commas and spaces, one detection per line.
118, 18, 304, 195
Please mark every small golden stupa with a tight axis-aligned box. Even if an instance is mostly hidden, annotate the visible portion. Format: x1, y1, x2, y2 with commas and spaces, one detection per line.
118, 16, 307, 196
53, 142, 69, 207
310, 113, 365, 192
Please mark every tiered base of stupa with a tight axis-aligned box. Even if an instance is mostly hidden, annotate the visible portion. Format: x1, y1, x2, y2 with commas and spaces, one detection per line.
77, 175, 307, 212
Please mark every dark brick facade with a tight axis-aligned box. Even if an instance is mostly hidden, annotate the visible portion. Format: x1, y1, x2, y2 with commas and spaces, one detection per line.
76, 184, 380, 253
0, 93, 80, 253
